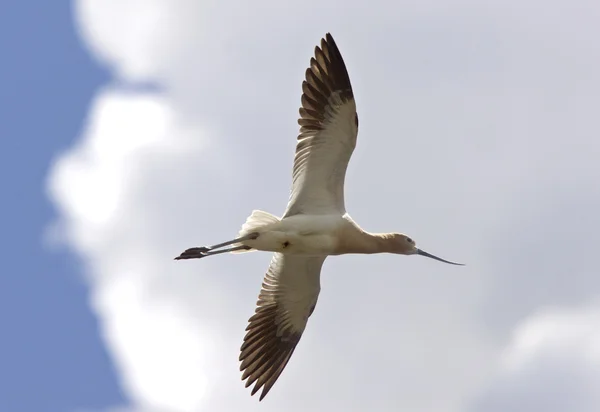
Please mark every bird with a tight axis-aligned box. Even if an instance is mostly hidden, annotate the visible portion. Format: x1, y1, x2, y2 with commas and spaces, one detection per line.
175, 32, 464, 401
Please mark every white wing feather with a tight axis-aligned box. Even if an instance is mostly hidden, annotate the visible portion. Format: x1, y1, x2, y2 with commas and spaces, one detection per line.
284, 33, 358, 217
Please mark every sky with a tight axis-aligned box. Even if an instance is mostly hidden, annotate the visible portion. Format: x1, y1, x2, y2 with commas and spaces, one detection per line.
1, 2, 123, 411
3, 1, 600, 411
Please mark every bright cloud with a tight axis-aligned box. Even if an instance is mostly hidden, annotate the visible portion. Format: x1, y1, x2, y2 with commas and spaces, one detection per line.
74, 0, 178, 81
47, 0, 600, 411
48, 90, 210, 411
469, 303, 600, 412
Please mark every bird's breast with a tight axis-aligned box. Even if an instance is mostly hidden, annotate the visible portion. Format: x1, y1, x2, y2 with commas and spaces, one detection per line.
283, 233, 337, 255
244, 231, 337, 255
242, 214, 344, 255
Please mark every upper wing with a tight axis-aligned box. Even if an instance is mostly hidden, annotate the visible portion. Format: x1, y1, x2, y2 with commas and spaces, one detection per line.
240, 253, 326, 400
283, 33, 359, 217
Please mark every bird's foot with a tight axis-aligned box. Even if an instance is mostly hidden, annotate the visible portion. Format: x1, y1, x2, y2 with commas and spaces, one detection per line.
174, 247, 211, 260
174, 233, 260, 261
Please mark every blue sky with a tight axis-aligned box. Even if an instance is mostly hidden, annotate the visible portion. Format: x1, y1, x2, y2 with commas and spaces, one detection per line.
1, 2, 123, 410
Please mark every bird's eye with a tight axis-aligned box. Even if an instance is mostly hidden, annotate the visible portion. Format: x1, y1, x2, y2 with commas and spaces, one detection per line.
407, 237, 413, 244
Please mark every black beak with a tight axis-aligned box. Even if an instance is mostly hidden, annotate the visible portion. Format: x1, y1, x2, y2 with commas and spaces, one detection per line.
416, 249, 464, 265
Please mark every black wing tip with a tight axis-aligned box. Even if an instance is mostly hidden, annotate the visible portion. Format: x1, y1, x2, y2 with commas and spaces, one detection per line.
297, 32, 355, 133
258, 386, 269, 401
306, 32, 353, 94
317, 32, 352, 91
239, 302, 301, 402
323, 32, 337, 50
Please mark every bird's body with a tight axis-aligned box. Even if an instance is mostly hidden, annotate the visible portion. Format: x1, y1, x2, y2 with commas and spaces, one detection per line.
175, 33, 464, 401
236, 212, 345, 255
234, 211, 413, 256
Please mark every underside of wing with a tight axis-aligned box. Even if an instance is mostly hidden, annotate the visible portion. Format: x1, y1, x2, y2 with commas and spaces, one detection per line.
240, 253, 325, 400
284, 33, 359, 217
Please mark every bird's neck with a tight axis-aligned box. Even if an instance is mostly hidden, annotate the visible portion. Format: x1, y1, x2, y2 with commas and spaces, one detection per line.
337, 226, 395, 254
369, 232, 398, 254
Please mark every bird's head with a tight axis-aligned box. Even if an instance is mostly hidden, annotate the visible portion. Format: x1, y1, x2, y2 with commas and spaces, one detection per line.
389, 233, 464, 265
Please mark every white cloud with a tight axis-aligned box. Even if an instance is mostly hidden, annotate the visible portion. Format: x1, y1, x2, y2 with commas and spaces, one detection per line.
47, 0, 600, 411
96, 274, 209, 411
48, 90, 212, 411
502, 304, 600, 371
74, 0, 179, 82
468, 303, 600, 412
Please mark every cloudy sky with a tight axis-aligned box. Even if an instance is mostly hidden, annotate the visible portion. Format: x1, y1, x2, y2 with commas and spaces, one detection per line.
4, 0, 600, 411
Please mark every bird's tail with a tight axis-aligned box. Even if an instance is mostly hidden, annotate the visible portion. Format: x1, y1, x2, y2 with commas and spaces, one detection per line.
231, 210, 281, 254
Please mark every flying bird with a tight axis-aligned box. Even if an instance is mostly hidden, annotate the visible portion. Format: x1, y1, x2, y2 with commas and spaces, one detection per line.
175, 32, 464, 401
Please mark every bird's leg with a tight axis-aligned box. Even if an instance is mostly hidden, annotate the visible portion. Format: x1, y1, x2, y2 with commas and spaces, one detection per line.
174, 232, 259, 260
203, 232, 260, 251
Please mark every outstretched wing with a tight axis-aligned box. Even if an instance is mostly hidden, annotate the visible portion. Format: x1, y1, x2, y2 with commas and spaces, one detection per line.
240, 253, 326, 400
284, 33, 359, 217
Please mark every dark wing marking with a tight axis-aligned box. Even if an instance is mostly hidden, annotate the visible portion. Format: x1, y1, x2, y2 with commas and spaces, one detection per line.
240, 253, 325, 400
